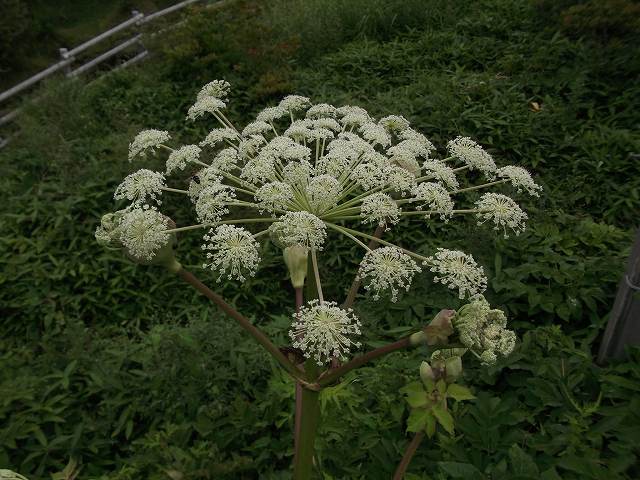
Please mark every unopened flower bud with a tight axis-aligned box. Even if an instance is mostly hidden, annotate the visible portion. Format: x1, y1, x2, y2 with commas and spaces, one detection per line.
420, 361, 436, 384
424, 309, 455, 346
444, 356, 463, 381
283, 245, 309, 288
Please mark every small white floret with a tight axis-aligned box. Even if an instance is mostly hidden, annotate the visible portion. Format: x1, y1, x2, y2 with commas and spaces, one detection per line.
426, 248, 487, 299
447, 137, 497, 177
360, 192, 401, 229
358, 247, 421, 302
166, 145, 202, 174
114, 169, 165, 206
128, 129, 170, 161
475, 193, 527, 238
289, 300, 361, 365
269, 211, 327, 250
202, 224, 260, 282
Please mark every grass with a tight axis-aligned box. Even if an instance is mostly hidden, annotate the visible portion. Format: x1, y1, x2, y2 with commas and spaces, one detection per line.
0, 0, 639, 478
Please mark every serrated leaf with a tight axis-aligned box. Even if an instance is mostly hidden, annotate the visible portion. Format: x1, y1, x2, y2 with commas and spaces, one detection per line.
432, 404, 454, 434
447, 384, 476, 401
406, 408, 429, 433
425, 411, 436, 438
406, 390, 428, 408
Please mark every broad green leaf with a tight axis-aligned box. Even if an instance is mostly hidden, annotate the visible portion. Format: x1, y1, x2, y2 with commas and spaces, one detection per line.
406, 391, 428, 408
438, 461, 483, 478
406, 408, 429, 433
432, 404, 454, 434
447, 384, 476, 401
425, 411, 436, 438
508, 444, 539, 476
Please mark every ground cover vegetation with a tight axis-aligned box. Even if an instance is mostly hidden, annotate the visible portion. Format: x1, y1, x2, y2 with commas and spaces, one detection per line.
1, 0, 639, 478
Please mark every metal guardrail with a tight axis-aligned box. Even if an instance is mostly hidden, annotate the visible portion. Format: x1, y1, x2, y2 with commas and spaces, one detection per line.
69, 34, 143, 77
0, 0, 211, 149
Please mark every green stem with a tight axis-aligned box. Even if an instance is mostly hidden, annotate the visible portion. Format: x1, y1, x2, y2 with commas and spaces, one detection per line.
324, 222, 431, 264
317, 337, 412, 387
164, 217, 277, 234
342, 225, 384, 309
293, 386, 321, 479
293, 258, 322, 479
451, 179, 507, 194
393, 431, 425, 480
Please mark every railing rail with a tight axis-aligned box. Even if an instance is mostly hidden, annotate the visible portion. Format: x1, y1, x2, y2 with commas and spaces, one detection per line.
68, 34, 143, 77
141, 0, 201, 23
62, 11, 145, 60
0, 1, 209, 113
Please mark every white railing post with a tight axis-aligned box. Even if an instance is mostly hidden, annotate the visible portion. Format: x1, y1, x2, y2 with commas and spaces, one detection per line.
59, 48, 73, 76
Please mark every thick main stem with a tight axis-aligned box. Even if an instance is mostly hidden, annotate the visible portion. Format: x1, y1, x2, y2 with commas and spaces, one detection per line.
293, 385, 321, 479
175, 267, 304, 381
292, 259, 322, 479
393, 431, 425, 480
294, 287, 304, 456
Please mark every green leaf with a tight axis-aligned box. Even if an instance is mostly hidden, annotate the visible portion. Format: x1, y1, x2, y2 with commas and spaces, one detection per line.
438, 461, 483, 479
406, 390, 428, 408
424, 411, 436, 438
509, 444, 539, 476
406, 409, 429, 433
432, 404, 454, 434
447, 384, 476, 401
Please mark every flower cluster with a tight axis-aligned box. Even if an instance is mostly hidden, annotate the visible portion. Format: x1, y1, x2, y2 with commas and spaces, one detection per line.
453, 295, 517, 365
98, 80, 540, 365
289, 300, 362, 365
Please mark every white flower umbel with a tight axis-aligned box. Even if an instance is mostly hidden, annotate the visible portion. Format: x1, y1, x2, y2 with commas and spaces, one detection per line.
211, 148, 239, 173
114, 169, 165, 206
102, 79, 540, 292
187, 96, 227, 121
269, 211, 327, 250
256, 106, 287, 123
128, 129, 170, 161
188, 167, 223, 201
454, 295, 517, 365
447, 136, 497, 178
475, 193, 527, 238
427, 248, 487, 299
255, 182, 294, 213
422, 160, 459, 190
379, 115, 410, 134
200, 127, 239, 148
197, 79, 231, 101
496, 166, 542, 197
290, 300, 362, 365
283, 160, 314, 186
360, 192, 401, 229
398, 128, 435, 154
242, 121, 272, 137
306, 103, 336, 119
386, 165, 417, 195
202, 225, 260, 282
358, 247, 421, 302
411, 182, 454, 221
195, 184, 236, 223
119, 206, 170, 261
166, 144, 202, 174
306, 175, 341, 213
279, 95, 311, 113
360, 122, 391, 147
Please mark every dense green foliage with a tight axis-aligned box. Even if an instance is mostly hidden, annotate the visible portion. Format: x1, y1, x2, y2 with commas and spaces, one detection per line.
1, 0, 639, 478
